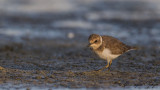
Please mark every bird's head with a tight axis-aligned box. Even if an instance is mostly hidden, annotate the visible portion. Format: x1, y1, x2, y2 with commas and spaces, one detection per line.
88, 34, 102, 50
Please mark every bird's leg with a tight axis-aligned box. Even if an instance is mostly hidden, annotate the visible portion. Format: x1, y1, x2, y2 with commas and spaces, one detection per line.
96, 60, 110, 71
96, 66, 106, 71
108, 60, 112, 71
105, 61, 110, 69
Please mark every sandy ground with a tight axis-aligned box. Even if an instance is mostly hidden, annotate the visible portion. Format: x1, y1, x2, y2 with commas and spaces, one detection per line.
0, 0, 160, 89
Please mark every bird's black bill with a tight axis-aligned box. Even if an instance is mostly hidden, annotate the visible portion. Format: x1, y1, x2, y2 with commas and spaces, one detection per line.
87, 44, 91, 47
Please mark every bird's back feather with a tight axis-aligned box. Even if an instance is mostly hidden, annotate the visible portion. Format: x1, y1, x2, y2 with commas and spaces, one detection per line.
101, 35, 131, 54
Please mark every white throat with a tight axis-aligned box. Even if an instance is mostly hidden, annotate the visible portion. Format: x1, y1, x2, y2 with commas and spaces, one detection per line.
99, 35, 102, 45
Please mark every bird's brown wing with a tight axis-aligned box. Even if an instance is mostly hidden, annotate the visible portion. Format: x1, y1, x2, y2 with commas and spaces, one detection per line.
102, 36, 131, 54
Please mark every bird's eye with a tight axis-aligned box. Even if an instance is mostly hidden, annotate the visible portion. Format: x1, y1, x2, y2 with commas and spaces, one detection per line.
94, 40, 98, 43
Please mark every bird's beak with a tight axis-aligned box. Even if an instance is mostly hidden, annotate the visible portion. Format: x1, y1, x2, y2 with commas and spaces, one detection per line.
87, 44, 91, 47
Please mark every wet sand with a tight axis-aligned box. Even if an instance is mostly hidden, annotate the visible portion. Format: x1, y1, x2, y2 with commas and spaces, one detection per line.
0, 39, 159, 89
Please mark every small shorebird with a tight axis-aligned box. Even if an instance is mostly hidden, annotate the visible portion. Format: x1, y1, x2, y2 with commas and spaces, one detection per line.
88, 34, 137, 71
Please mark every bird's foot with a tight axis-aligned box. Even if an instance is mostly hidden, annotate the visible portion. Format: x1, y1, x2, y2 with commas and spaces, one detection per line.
107, 67, 111, 71
94, 67, 106, 72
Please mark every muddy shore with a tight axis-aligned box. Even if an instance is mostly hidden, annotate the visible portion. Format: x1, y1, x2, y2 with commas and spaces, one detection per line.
0, 39, 160, 89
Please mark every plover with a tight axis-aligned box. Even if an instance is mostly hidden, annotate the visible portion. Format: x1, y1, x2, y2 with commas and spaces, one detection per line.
88, 34, 137, 71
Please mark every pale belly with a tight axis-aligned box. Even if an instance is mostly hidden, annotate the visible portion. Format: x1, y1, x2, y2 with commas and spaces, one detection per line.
95, 48, 120, 60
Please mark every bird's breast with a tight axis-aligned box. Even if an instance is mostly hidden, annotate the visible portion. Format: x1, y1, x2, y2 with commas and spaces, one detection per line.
95, 48, 120, 60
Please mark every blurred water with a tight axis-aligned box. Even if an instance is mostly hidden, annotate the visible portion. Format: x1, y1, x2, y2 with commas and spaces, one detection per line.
0, 25, 160, 46
0, 0, 160, 17
0, 0, 160, 46
0, 0, 160, 44
0, 29, 64, 39
0, 0, 76, 13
